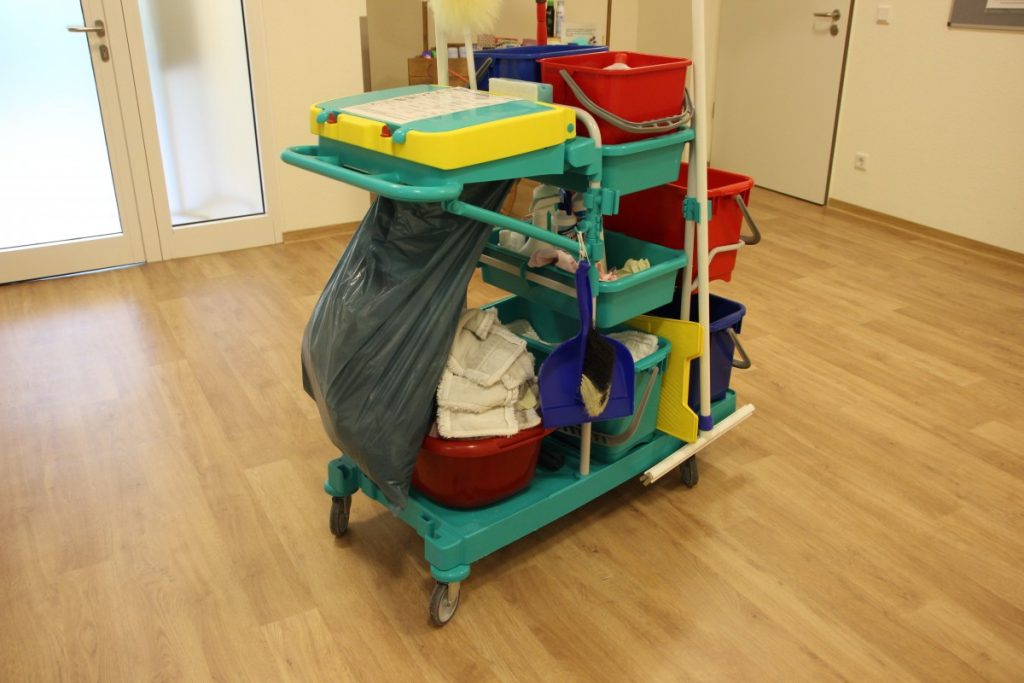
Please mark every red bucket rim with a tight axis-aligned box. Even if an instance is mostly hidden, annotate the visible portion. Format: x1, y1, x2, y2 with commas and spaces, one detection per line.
539, 50, 692, 75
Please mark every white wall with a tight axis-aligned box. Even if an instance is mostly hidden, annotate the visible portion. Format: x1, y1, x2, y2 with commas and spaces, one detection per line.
261, 0, 370, 233
486, 0, 610, 42
830, 0, 1024, 253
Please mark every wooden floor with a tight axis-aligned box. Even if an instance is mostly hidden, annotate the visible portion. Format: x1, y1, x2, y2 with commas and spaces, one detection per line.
2, 189, 1023, 681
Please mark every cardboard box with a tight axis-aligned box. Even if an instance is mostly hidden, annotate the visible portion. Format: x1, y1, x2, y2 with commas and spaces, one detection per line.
408, 56, 471, 86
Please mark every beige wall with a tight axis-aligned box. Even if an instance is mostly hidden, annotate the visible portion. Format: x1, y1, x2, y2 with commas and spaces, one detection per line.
369, 0, 612, 91
609, 0, 640, 50
830, 0, 1024, 253
262, 0, 370, 233
368, 0, 424, 90
487, 0, 610, 42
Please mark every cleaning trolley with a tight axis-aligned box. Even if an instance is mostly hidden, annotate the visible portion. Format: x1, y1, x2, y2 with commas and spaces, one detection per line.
283, 0, 757, 626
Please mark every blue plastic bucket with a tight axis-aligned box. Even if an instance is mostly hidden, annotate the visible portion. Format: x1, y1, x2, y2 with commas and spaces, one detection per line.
474, 45, 608, 91
651, 293, 748, 410
687, 294, 746, 410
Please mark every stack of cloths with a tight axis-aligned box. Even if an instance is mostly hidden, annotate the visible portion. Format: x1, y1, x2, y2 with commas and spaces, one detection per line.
436, 308, 541, 438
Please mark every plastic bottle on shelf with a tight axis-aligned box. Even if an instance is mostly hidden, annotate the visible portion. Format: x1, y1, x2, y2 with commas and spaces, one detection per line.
555, 0, 566, 43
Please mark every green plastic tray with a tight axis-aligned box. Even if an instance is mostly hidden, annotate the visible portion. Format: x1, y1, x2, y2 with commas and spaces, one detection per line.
480, 229, 688, 328
532, 128, 693, 199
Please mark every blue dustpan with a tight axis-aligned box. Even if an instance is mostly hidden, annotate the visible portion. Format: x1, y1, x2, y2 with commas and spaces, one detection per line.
539, 261, 635, 429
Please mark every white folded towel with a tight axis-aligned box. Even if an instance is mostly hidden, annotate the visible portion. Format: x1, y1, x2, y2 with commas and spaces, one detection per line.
608, 330, 660, 363
500, 349, 536, 390
447, 309, 527, 388
435, 308, 544, 439
437, 406, 540, 439
505, 318, 545, 343
462, 307, 496, 340
437, 373, 518, 413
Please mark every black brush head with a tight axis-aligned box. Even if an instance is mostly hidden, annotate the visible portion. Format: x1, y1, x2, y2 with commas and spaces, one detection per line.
580, 332, 616, 416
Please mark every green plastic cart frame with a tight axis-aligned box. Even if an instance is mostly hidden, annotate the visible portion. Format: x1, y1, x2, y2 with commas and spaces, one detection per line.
324, 393, 737, 624
281, 65, 750, 625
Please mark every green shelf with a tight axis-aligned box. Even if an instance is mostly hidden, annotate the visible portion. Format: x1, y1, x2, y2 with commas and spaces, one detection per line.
325, 391, 737, 584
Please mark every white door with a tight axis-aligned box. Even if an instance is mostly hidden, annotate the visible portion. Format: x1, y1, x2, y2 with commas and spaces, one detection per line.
123, 0, 279, 259
0, 0, 147, 284
711, 0, 852, 204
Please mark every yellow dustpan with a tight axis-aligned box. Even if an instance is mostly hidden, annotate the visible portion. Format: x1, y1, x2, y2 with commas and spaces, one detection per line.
626, 315, 702, 443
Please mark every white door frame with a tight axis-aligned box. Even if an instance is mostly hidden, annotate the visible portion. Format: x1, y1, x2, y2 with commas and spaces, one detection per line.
118, 0, 280, 261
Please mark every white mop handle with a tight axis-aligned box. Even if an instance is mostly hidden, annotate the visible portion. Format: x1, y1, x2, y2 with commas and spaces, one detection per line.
433, 3, 449, 87
641, 404, 755, 485
464, 31, 477, 89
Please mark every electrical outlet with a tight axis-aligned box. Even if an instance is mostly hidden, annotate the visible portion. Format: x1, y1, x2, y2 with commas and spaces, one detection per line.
877, 5, 892, 24
854, 153, 869, 171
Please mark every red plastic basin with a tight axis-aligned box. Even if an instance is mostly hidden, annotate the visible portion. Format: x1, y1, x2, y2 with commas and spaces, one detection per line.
604, 163, 754, 283
540, 51, 691, 144
412, 425, 554, 508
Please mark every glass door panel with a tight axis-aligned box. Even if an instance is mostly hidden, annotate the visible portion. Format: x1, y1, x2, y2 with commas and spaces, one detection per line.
0, 1, 122, 250
137, 0, 265, 227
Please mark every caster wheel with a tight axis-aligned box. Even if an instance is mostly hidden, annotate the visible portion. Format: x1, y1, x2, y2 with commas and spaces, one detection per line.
329, 496, 351, 537
538, 446, 565, 472
429, 581, 460, 626
680, 457, 699, 488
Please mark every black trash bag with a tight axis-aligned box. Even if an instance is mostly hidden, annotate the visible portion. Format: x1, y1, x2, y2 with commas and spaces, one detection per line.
301, 180, 512, 509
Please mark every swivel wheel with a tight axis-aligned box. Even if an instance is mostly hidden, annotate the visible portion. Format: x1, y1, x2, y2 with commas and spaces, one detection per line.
680, 456, 699, 488
329, 496, 351, 537
429, 581, 461, 626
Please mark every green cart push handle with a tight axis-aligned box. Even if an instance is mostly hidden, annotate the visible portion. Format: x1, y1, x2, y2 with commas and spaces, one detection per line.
281, 146, 463, 203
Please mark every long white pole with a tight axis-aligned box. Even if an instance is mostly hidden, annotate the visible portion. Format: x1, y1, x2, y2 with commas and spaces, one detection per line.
464, 31, 477, 90
691, 0, 713, 432
681, 156, 696, 322
641, 404, 755, 484
434, 4, 449, 87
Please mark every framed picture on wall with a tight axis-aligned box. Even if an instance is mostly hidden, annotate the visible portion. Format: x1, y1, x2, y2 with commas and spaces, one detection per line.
950, 0, 1024, 30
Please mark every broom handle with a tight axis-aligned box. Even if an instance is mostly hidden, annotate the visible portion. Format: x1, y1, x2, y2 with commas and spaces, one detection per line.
579, 294, 597, 477
574, 262, 595, 477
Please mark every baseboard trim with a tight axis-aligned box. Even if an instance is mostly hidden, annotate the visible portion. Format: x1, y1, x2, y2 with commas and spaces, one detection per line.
827, 198, 1024, 266
282, 222, 359, 243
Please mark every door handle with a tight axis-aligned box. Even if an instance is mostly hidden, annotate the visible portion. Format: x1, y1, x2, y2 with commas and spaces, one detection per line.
813, 9, 841, 20
67, 19, 105, 38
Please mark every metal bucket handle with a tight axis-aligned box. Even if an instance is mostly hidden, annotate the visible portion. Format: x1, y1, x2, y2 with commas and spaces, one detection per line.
727, 328, 751, 369
558, 69, 692, 135
735, 195, 762, 246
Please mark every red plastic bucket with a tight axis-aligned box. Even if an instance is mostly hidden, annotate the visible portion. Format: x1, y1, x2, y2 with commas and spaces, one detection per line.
412, 425, 553, 508
539, 51, 691, 145
604, 163, 754, 283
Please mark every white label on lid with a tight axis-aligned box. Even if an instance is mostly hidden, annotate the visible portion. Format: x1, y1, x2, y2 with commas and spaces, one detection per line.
341, 88, 519, 125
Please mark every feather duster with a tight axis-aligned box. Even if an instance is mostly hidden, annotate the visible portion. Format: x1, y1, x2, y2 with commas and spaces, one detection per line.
428, 0, 503, 89
427, 0, 504, 33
